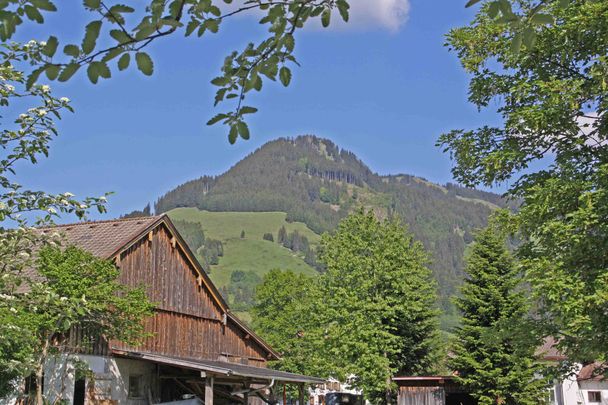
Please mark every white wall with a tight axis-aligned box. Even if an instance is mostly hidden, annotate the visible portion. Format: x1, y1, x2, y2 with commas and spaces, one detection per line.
578, 381, 608, 405
40, 355, 158, 404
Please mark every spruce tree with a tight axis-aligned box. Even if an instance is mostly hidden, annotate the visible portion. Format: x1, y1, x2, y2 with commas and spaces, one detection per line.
449, 226, 548, 405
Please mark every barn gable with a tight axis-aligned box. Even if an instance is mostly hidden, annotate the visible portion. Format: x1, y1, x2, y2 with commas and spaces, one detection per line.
42, 214, 279, 363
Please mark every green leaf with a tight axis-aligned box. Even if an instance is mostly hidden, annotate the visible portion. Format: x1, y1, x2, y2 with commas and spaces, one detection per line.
279, 66, 291, 87
237, 121, 250, 140
531, 13, 554, 25
110, 29, 131, 44
26, 66, 45, 89
87, 61, 110, 84
58, 63, 80, 82
207, 113, 227, 126
204, 19, 219, 33
522, 27, 537, 49
30, 0, 56, 11
185, 20, 198, 36
488, 2, 499, 18
465, 0, 482, 6
511, 32, 522, 55
118, 53, 130, 71
321, 8, 331, 28
135, 23, 156, 40
135, 52, 153, 76
101, 47, 123, 62
63, 44, 80, 58
83, 0, 101, 9
45, 64, 61, 80
337, 0, 349, 22
240, 106, 258, 115
82, 20, 102, 54
24, 5, 44, 23
41, 35, 58, 57
228, 125, 238, 144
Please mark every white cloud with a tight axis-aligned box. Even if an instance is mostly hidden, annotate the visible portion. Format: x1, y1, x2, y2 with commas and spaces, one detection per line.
342, 0, 411, 31
226, 0, 411, 32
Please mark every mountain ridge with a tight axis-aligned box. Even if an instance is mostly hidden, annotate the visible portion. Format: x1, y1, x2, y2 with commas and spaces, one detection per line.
153, 135, 509, 325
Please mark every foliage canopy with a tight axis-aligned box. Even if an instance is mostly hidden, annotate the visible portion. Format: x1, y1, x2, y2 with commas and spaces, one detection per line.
440, 0, 608, 367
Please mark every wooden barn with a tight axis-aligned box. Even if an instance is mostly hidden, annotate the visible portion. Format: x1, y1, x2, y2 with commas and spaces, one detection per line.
393, 376, 475, 405
24, 214, 323, 405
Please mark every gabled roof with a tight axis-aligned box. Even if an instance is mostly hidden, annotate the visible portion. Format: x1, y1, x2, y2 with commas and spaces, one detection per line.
39, 215, 161, 259
37, 214, 280, 360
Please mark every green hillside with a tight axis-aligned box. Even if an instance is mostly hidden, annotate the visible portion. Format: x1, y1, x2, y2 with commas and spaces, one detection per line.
153, 136, 513, 329
167, 209, 319, 321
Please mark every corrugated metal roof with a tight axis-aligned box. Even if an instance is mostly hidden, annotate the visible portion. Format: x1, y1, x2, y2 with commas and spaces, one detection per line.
114, 350, 326, 384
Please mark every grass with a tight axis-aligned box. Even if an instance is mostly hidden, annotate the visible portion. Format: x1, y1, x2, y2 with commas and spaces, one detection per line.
168, 208, 320, 244
167, 208, 320, 289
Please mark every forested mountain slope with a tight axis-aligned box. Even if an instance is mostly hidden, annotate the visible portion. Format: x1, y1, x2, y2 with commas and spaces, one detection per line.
155, 136, 510, 323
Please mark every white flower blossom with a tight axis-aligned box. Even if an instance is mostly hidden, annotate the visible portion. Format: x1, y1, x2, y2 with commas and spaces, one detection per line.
47, 207, 57, 214
38, 109, 47, 116
64, 192, 74, 197
41, 85, 50, 93
60, 97, 70, 103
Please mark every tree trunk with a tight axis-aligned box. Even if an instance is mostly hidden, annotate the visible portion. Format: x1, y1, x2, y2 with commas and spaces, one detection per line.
36, 341, 49, 405
35, 365, 44, 405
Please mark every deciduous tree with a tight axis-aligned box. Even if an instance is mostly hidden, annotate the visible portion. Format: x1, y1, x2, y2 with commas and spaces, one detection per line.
439, 0, 608, 366
0, 245, 154, 403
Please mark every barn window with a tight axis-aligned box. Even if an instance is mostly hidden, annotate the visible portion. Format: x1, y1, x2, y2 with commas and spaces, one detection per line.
588, 391, 602, 403
128, 375, 144, 399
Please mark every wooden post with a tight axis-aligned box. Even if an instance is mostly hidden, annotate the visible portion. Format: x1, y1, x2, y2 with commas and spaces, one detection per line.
298, 383, 305, 405
205, 375, 214, 405
283, 383, 287, 405
243, 381, 250, 405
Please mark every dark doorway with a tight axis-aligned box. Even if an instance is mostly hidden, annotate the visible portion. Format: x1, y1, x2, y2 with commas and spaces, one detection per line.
446, 393, 476, 405
73, 378, 86, 405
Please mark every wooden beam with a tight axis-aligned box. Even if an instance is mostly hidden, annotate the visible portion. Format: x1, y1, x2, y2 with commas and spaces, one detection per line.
171, 236, 177, 248
205, 375, 214, 405
298, 383, 305, 405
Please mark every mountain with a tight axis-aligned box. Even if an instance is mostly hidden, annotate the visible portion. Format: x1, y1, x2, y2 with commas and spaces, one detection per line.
154, 135, 510, 327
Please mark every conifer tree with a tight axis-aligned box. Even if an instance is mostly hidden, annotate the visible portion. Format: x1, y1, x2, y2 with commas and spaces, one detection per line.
449, 226, 548, 405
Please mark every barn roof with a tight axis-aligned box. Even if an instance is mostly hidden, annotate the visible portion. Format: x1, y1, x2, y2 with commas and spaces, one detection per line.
36, 214, 280, 360
39, 215, 161, 258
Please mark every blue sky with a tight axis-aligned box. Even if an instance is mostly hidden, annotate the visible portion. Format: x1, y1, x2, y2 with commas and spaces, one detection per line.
17, 1, 506, 219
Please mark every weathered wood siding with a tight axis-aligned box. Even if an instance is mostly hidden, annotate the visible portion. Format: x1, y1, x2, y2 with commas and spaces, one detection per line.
110, 224, 270, 365
118, 225, 223, 319
397, 387, 445, 405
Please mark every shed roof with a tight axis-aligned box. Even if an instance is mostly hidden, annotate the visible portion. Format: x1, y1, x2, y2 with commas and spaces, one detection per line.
114, 350, 326, 384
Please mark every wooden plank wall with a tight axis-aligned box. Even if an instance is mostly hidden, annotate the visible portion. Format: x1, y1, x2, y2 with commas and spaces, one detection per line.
111, 224, 270, 365
397, 387, 445, 405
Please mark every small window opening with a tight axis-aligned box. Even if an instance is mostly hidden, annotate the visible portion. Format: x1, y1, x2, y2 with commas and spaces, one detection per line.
589, 391, 602, 403
128, 375, 144, 399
